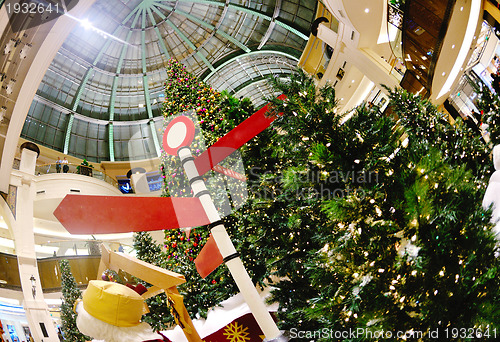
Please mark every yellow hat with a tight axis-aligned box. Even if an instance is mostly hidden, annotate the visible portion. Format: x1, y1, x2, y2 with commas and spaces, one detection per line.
82, 280, 149, 327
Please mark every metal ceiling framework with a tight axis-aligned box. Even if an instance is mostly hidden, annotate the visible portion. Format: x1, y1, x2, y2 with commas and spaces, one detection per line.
20, 0, 316, 162
205, 50, 299, 106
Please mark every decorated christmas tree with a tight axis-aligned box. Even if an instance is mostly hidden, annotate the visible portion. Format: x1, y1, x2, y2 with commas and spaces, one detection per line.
162, 59, 250, 147
59, 259, 90, 342
253, 71, 500, 338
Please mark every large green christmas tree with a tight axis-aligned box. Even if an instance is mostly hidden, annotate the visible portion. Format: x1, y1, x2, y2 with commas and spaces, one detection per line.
254, 71, 499, 339
59, 259, 89, 342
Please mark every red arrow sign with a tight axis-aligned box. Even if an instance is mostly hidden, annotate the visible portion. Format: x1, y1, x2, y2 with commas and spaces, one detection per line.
194, 94, 286, 176
194, 234, 223, 278
54, 195, 210, 235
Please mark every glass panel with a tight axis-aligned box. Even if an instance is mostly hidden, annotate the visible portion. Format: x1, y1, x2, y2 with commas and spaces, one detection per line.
21, 102, 66, 152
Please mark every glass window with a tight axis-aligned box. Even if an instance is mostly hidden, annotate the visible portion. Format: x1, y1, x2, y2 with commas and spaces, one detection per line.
21, 102, 66, 152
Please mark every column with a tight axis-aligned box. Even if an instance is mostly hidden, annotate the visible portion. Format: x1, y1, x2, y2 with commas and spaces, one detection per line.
8, 143, 59, 342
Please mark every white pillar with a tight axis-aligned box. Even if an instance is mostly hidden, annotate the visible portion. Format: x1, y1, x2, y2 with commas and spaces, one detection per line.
130, 173, 150, 194
317, 22, 339, 46
316, 23, 399, 91
8, 146, 59, 342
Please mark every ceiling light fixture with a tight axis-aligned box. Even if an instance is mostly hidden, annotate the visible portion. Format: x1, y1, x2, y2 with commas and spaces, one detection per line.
66, 13, 134, 47
364, 8, 369, 13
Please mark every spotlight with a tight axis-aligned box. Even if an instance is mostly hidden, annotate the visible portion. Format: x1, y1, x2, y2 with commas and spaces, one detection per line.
81, 18, 92, 30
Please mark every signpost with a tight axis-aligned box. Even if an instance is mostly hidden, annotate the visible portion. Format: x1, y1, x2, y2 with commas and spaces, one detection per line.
162, 116, 284, 341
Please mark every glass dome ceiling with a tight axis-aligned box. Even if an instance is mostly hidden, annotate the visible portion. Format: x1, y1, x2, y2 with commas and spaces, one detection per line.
20, 0, 316, 163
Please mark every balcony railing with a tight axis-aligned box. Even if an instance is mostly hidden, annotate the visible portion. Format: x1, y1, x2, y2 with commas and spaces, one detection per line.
387, 3, 406, 81
388, 3, 404, 30
465, 21, 492, 70
0, 253, 101, 292
35, 163, 118, 187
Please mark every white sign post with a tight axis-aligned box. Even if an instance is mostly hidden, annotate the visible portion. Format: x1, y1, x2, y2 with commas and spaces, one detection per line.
163, 116, 286, 342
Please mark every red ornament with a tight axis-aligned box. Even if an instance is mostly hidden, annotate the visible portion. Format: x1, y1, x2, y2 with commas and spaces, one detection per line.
211, 279, 217, 284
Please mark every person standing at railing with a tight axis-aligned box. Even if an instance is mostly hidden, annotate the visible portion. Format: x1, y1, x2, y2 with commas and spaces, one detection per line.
491, 71, 500, 94
56, 157, 62, 173
62, 157, 69, 173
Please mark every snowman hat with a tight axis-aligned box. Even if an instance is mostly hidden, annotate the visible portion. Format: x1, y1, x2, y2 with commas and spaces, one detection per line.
79, 280, 149, 327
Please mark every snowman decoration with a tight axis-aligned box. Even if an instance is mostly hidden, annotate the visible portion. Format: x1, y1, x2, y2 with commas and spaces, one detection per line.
75, 280, 171, 342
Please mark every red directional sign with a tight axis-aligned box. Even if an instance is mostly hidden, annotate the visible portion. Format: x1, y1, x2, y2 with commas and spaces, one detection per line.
194, 94, 286, 176
194, 234, 223, 278
54, 195, 210, 235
